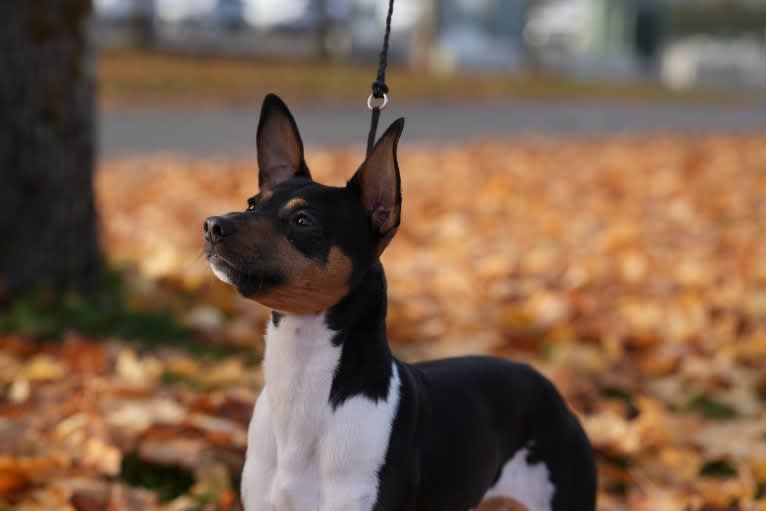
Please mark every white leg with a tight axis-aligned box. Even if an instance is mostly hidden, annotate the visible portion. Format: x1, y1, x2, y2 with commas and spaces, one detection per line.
266, 391, 322, 511
320, 475, 378, 511
262, 314, 338, 511
479, 447, 555, 511
269, 461, 320, 511
319, 472, 378, 511
241, 393, 277, 511
318, 366, 401, 511
268, 409, 321, 511
317, 424, 379, 511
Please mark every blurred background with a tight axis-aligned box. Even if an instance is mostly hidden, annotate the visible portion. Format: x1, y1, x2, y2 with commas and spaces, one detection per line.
94, 0, 766, 155
2, 1, 766, 510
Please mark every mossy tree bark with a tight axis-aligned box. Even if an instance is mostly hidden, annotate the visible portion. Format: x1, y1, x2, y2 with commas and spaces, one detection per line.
0, 0, 101, 295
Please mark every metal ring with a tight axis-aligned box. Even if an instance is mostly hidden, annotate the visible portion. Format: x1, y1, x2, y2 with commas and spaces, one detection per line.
367, 93, 389, 111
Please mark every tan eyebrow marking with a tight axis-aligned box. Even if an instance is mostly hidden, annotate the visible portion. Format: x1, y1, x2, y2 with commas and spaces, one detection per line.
283, 197, 308, 213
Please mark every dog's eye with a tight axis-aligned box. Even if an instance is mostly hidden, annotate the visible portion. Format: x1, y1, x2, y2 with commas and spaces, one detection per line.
293, 212, 314, 227
247, 204, 255, 211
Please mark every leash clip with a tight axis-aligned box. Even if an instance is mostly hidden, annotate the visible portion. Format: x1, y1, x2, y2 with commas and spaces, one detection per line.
367, 93, 389, 111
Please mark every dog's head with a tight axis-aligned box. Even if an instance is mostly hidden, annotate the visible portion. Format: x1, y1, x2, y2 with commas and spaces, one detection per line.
204, 94, 404, 314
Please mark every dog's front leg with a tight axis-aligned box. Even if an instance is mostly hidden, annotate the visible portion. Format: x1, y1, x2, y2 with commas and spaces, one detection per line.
241, 393, 277, 511
269, 448, 320, 511
268, 414, 320, 511
318, 473, 379, 511
318, 404, 397, 511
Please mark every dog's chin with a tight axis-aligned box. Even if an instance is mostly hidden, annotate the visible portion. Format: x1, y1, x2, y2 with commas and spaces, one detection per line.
208, 257, 235, 286
207, 254, 283, 299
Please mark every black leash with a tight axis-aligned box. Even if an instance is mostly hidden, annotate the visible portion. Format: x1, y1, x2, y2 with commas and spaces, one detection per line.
366, 0, 395, 156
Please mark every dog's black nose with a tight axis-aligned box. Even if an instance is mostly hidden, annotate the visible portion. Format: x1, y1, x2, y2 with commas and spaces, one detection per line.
204, 216, 237, 243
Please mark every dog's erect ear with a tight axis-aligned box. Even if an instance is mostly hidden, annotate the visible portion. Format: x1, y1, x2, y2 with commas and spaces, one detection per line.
348, 118, 404, 257
257, 94, 311, 192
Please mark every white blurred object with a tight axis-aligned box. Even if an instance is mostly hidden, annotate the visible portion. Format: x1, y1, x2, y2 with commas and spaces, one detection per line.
524, 0, 590, 51
662, 37, 766, 90
94, 0, 136, 20
350, 0, 422, 59
351, 0, 422, 31
429, 0, 528, 72
377, 0, 422, 32
244, 0, 352, 30
435, 25, 522, 72
94, 0, 154, 21
155, 0, 217, 24
244, 0, 310, 29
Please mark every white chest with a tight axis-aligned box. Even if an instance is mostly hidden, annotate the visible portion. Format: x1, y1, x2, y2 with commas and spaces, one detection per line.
241, 313, 401, 511
263, 314, 342, 444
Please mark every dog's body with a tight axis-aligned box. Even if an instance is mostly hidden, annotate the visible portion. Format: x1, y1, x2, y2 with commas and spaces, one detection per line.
205, 94, 597, 511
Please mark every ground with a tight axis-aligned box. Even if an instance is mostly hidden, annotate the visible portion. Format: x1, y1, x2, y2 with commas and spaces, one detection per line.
2, 133, 766, 510
98, 50, 741, 108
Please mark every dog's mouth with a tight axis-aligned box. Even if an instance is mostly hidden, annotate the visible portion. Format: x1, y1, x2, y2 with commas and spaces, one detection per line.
206, 247, 283, 297
206, 253, 239, 286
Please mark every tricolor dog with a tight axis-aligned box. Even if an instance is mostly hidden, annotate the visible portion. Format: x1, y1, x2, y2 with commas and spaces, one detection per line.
204, 94, 597, 511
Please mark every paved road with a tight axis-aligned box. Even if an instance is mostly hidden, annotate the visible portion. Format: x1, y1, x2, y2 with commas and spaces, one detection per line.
99, 100, 766, 158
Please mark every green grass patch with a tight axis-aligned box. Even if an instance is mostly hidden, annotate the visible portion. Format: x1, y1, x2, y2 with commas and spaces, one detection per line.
609, 455, 635, 471
700, 460, 738, 479
119, 452, 195, 502
686, 395, 739, 420
160, 370, 204, 389
597, 450, 636, 470
0, 269, 244, 359
602, 386, 634, 402
0, 270, 187, 341
230, 470, 242, 497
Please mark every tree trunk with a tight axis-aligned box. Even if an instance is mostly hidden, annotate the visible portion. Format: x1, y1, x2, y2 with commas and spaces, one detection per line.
0, 0, 100, 295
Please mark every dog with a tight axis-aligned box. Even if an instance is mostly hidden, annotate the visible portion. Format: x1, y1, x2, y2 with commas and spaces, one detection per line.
204, 94, 597, 511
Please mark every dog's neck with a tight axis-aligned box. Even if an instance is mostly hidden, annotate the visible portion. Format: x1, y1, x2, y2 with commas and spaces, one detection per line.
263, 262, 394, 409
